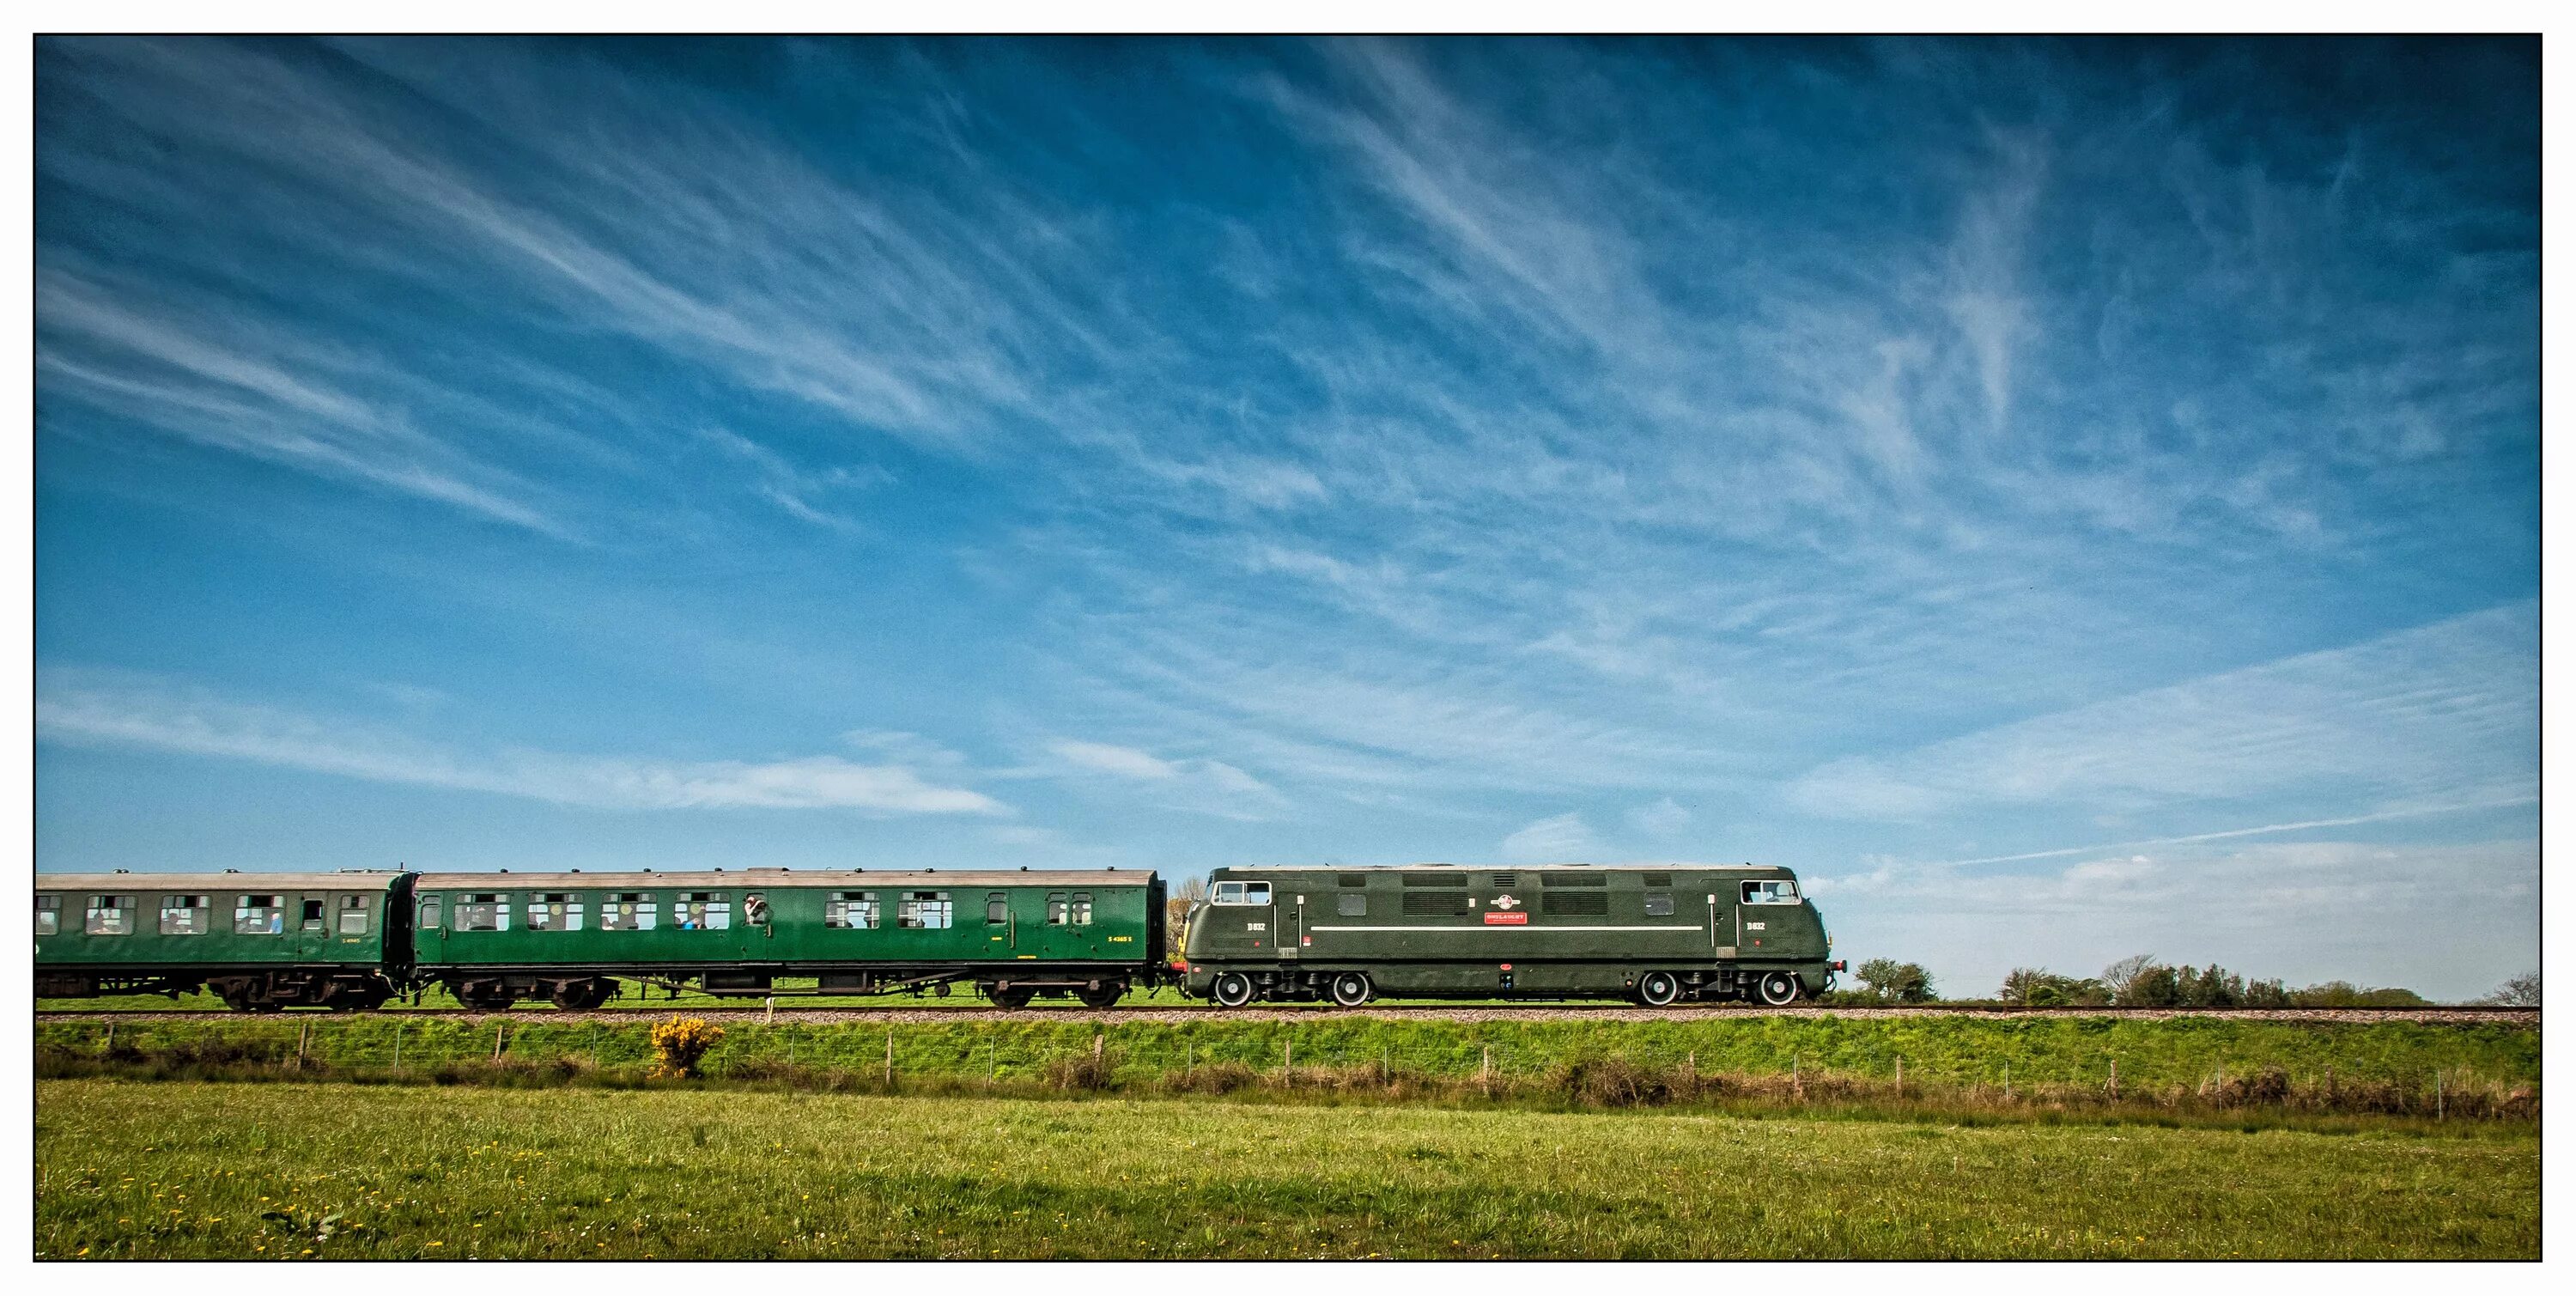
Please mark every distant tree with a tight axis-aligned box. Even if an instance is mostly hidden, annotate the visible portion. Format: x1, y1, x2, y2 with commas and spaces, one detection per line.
1856, 958, 1935, 1003
2288, 980, 2430, 1008
1999, 967, 2110, 1007
1163, 876, 1208, 958
2100, 954, 2160, 1004
2483, 970, 2540, 1007
2242, 977, 2292, 1007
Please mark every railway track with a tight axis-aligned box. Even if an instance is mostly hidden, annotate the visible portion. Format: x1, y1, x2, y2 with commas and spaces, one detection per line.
37, 1003, 2539, 1025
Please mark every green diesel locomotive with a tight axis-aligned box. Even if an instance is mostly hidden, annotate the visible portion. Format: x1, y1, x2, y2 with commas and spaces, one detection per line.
1176, 863, 1840, 1007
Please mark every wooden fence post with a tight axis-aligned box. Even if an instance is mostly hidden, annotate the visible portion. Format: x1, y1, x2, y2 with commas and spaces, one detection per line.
491, 1022, 505, 1062
392, 1023, 404, 1073
1895, 1055, 1904, 1093
1481, 1045, 1492, 1096
884, 1029, 895, 1087
1792, 1051, 1801, 1098
2436, 1071, 2445, 1121
103, 1024, 116, 1058
2108, 1056, 2117, 1100
2003, 1061, 2011, 1101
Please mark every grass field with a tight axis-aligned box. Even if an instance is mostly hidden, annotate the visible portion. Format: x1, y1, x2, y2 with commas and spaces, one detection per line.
37, 1012, 2538, 1119
34, 1080, 2537, 1259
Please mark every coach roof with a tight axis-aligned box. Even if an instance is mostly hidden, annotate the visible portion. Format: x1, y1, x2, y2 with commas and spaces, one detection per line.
39, 871, 410, 892
411, 869, 1144, 890
1216, 862, 1794, 873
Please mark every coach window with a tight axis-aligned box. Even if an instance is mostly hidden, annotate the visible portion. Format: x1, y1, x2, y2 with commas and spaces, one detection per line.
601, 893, 658, 931
338, 895, 373, 936
417, 895, 442, 929
527, 893, 580, 932
898, 891, 953, 929
1046, 892, 1068, 925
744, 892, 770, 926
1643, 892, 1676, 916
1337, 892, 1367, 916
457, 894, 512, 932
826, 891, 878, 930
1069, 892, 1094, 926
1741, 880, 1800, 905
675, 893, 732, 930
87, 895, 136, 936
301, 898, 327, 933
160, 895, 210, 936
1212, 881, 1273, 905
234, 895, 284, 935
986, 893, 1010, 924
35, 895, 60, 935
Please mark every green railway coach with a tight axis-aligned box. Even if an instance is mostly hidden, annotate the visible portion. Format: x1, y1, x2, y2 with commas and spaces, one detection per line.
33, 871, 412, 1011
411, 868, 1164, 1009
1178, 862, 1841, 1007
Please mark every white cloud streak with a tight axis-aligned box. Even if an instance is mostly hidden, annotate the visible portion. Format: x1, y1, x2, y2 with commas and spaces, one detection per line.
39, 671, 1007, 815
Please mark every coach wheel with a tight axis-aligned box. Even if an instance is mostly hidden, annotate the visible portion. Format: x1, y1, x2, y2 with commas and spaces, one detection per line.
1211, 971, 1256, 1009
454, 984, 518, 1013
1754, 971, 1802, 1006
1637, 970, 1682, 1007
988, 985, 1033, 1011
550, 979, 613, 1011
1078, 983, 1127, 1010
1327, 972, 1374, 1008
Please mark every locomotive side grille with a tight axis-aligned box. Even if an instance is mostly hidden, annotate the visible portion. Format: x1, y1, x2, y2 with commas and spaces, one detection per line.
1401, 891, 1474, 916
1541, 892, 1609, 916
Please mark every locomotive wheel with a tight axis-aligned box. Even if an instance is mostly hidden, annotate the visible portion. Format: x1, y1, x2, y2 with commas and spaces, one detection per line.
1210, 971, 1256, 1008
1077, 983, 1127, 1010
1328, 972, 1373, 1008
1636, 970, 1682, 1007
1753, 970, 1801, 1006
988, 985, 1034, 1011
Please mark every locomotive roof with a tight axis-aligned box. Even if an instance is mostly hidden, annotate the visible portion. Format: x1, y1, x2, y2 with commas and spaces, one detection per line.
39, 871, 410, 892
1216, 861, 1794, 873
411, 869, 1144, 889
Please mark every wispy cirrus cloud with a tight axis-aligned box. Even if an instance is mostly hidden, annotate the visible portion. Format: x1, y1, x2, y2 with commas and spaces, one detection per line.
1786, 600, 2537, 823
38, 669, 1008, 815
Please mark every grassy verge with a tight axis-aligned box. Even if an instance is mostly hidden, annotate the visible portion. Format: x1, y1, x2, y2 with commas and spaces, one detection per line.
38, 1013, 2538, 1121
35, 1080, 2537, 1258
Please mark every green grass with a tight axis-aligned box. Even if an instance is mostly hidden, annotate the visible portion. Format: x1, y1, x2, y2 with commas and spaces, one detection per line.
39, 1011, 2539, 1099
35, 1080, 2537, 1258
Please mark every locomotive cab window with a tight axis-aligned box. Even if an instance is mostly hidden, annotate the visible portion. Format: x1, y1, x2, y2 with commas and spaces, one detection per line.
1046, 892, 1068, 925
674, 893, 731, 930
825, 891, 877, 929
986, 893, 1009, 923
337, 895, 373, 935
1069, 892, 1094, 926
455, 894, 510, 932
159, 895, 210, 935
601, 893, 658, 931
87, 895, 136, 936
526, 893, 582, 932
1741, 880, 1800, 905
234, 895, 284, 935
897, 891, 952, 929
301, 898, 326, 933
1643, 892, 1676, 916
1212, 881, 1272, 905
35, 894, 60, 935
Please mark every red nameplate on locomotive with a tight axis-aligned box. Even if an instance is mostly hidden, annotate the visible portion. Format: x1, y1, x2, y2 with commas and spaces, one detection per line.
1483, 911, 1528, 925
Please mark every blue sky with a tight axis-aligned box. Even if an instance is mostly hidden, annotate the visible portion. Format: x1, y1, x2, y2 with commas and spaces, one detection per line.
34, 37, 2538, 998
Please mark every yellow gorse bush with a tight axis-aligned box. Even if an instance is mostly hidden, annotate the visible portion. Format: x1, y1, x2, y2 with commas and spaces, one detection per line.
648, 1017, 725, 1079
